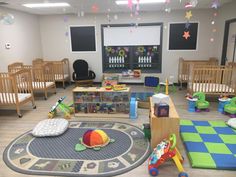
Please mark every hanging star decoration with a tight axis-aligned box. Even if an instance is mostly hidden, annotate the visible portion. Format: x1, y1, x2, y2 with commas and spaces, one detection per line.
190, 0, 198, 7
128, 0, 133, 10
185, 11, 192, 20
183, 31, 191, 40
91, 4, 99, 13
211, 0, 220, 9
185, 22, 191, 29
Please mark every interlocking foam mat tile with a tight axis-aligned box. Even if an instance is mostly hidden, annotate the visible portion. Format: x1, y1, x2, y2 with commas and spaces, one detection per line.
180, 120, 236, 170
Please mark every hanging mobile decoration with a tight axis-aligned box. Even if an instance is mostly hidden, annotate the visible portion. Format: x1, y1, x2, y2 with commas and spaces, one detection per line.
210, 0, 220, 42
183, 1, 194, 40
91, 4, 99, 13
211, 0, 220, 9
135, 0, 140, 16
190, 0, 198, 7
114, 14, 118, 20
128, 0, 133, 10
107, 8, 111, 27
164, 0, 171, 13
185, 22, 191, 29
185, 11, 192, 20
0, 13, 15, 25
63, 15, 69, 38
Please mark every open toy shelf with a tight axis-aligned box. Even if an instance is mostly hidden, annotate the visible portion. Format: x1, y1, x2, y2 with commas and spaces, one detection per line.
73, 87, 130, 118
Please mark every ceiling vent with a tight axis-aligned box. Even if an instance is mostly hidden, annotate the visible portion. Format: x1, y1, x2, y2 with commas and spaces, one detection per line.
0, 2, 8, 6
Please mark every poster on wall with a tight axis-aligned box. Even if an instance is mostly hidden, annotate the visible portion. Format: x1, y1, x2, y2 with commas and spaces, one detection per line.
70, 26, 96, 52
168, 22, 198, 50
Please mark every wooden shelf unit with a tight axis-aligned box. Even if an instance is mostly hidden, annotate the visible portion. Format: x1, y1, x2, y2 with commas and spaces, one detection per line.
149, 97, 180, 149
73, 87, 130, 118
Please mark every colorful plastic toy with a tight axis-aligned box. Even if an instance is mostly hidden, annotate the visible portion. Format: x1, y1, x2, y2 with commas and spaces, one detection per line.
75, 129, 115, 151
148, 134, 187, 177
48, 96, 74, 119
224, 97, 236, 118
218, 95, 231, 113
193, 92, 210, 112
130, 97, 138, 119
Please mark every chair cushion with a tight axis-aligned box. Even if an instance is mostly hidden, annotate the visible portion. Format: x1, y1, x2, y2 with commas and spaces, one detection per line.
32, 119, 69, 137
226, 118, 236, 129
75, 76, 93, 80
73, 60, 89, 77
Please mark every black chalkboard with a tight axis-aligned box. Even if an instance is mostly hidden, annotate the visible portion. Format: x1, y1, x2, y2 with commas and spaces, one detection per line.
169, 23, 198, 50
70, 26, 96, 52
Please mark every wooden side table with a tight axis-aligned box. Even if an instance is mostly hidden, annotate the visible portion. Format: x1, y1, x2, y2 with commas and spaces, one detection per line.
149, 97, 180, 149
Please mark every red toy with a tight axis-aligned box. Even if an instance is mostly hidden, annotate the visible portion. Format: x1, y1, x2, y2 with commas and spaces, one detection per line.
148, 134, 188, 177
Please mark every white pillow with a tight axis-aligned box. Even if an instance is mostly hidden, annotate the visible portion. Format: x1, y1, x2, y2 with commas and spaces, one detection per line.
226, 118, 236, 129
32, 119, 69, 137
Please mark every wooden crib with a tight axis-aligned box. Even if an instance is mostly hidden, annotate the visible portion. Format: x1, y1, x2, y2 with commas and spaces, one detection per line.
0, 69, 36, 117
32, 58, 71, 88
187, 65, 236, 96
32, 58, 45, 67
178, 57, 218, 89
8, 62, 56, 99
8, 62, 23, 73
31, 62, 57, 99
226, 61, 236, 68
52, 58, 71, 89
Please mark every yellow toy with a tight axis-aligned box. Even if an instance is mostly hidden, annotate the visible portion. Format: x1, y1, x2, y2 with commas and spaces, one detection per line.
165, 79, 169, 95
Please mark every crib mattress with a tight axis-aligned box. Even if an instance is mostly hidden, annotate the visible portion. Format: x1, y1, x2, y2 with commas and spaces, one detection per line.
0, 93, 31, 104
192, 83, 235, 93
32, 82, 55, 89
55, 74, 69, 81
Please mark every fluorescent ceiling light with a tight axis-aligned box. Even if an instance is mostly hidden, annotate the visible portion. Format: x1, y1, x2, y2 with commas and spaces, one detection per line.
116, 0, 166, 5
22, 2, 70, 8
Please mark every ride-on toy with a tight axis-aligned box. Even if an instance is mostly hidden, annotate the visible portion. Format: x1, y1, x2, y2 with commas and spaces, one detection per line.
148, 134, 188, 177
224, 97, 236, 118
193, 92, 210, 112
48, 96, 74, 119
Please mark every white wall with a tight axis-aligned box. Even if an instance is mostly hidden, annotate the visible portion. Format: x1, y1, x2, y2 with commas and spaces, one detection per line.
2, 2, 235, 82
216, 1, 236, 62
0, 7, 42, 72
40, 9, 218, 82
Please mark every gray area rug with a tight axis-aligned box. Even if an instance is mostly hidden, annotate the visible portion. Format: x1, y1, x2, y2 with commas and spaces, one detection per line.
3, 121, 151, 177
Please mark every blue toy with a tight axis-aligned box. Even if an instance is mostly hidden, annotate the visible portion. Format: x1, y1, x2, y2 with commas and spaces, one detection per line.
145, 76, 159, 87
130, 97, 138, 119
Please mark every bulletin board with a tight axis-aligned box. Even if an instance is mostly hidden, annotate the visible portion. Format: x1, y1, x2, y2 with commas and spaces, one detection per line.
70, 26, 96, 52
169, 22, 198, 50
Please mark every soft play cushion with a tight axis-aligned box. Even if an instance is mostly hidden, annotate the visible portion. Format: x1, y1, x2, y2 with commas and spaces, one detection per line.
32, 119, 69, 137
226, 118, 236, 129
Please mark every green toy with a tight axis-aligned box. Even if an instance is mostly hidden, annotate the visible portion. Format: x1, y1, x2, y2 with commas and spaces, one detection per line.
48, 96, 74, 119
224, 97, 236, 118
193, 92, 210, 112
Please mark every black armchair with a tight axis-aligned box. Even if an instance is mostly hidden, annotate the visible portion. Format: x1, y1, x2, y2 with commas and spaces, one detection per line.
72, 59, 96, 85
